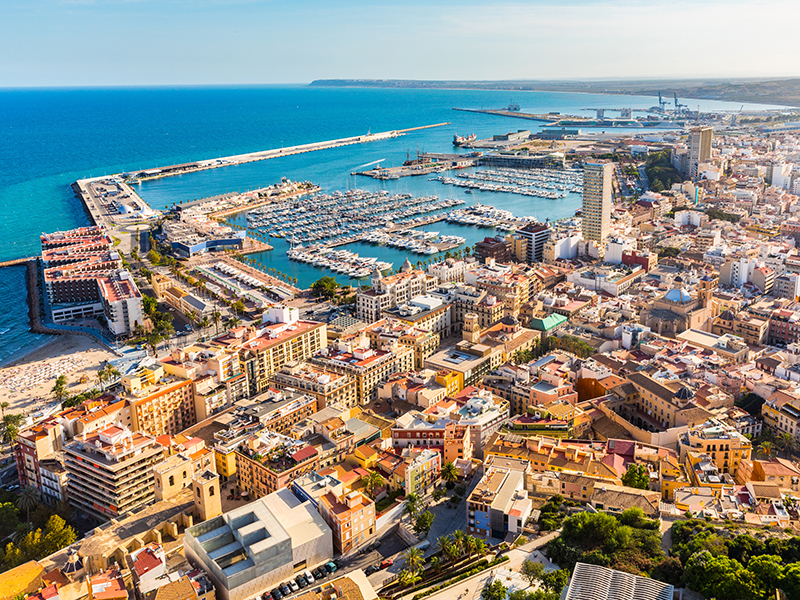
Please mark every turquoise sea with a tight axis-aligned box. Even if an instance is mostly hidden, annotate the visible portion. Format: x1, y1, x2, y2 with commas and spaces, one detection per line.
0, 85, 783, 364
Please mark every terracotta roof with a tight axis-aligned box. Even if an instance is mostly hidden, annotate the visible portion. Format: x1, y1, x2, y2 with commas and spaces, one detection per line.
143, 576, 196, 600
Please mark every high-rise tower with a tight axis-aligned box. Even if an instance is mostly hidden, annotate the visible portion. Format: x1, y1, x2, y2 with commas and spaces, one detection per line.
582, 161, 614, 243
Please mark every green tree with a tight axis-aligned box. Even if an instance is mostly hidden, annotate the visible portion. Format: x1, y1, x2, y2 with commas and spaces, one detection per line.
51, 375, 68, 402
540, 569, 570, 594
684, 550, 755, 600
481, 579, 507, 600
521, 559, 546, 585
779, 432, 797, 458
40, 515, 77, 557
441, 461, 458, 485
402, 546, 424, 573
413, 510, 434, 538
621, 463, 650, 490
430, 556, 442, 574
398, 569, 421, 588
310, 276, 339, 300
447, 528, 463, 551
0, 502, 20, 537
782, 563, 800, 599
463, 535, 477, 558
142, 295, 158, 316
758, 441, 774, 459
16, 486, 40, 524
363, 471, 385, 499
404, 493, 422, 519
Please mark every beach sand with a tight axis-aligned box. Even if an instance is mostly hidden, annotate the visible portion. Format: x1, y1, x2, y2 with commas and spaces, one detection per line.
0, 334, 117, 416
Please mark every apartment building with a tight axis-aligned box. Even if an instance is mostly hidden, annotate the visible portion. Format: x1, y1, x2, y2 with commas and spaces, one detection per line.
14, 396, 130, 503
160, 344, 248, 418
40, 227, 143, 337
678, 418, 752, 477
311, 340, 414, 405
120, 364, 197, 437
362, 318, 440, 369
215, 307, 327, 397
762, 389, 800, 439
235, 431, 320, 498
319, 490, 376, 554
357, 266, 438, 323
582, 162, 614, 243
271, 362, 358, 409
64, 426, 163, 521
237, 388, 318, 435
466, 456, 531, 539
516, 222, 551, 263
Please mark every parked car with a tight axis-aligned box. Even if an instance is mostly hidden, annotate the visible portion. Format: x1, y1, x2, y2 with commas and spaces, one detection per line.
262, 593, 273, 600
380, 558, 393, 569
288, 580, 299, 592
365, 565, 379, 575
304, 570, 315, 584
325, 562, 337, 574
279, 584, 290, 596
295, 575, 307, 588
271, 588, 283, 600
313, 567, 326, 579
333, 559, 343, 569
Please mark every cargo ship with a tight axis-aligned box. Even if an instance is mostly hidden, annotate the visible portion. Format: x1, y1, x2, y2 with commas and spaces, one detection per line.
453, 133, 477, 146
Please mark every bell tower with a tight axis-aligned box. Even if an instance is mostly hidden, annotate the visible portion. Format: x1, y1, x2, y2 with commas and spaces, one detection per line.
193, 469, 222, 523
463, 313, 481, 343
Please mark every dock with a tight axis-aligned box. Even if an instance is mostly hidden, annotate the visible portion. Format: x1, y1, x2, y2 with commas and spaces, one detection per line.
453, 108, 577, 123
122, 123, 451, 184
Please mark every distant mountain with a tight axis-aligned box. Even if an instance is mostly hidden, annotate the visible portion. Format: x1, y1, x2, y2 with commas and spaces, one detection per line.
309, 78, 800, 107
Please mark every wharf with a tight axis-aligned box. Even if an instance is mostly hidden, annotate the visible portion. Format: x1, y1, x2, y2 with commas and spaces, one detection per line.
207, 185, 321, 219
453, 107, 577, 123
355, 153, 478, 180
124, 123, 451, 184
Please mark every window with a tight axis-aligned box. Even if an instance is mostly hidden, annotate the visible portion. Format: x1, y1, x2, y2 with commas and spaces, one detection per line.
209, 486, 214, 496
183, 471, 187, 479
169, 475, 175, 486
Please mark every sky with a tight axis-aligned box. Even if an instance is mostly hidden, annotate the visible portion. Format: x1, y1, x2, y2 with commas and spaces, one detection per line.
2, 0, 799, 87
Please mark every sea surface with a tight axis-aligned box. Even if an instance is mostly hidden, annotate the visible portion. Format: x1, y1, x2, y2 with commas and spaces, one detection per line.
0, 85, 784, 364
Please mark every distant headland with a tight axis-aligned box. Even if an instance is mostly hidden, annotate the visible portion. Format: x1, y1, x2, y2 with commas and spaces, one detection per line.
309, 77, 800, 107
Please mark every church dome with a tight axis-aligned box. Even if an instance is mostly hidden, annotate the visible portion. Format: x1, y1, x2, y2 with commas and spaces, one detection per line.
718, 309, 736, 321
501, 315, 519, 327
400, 258, 413, 272
665, 288, 692, 303
675, 386, 695, 401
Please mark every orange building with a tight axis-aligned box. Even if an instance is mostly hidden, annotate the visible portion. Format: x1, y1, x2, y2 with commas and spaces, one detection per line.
319, 490, 376, 554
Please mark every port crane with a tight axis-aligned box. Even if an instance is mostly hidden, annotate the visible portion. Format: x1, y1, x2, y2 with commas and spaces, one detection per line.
673, 93, 688, 114
658, 92, 669, 112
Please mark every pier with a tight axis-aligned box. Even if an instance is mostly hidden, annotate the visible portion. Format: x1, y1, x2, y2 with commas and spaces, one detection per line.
453, 107, 578, 123
0, 256, 36, 268
121, 123, 451, 184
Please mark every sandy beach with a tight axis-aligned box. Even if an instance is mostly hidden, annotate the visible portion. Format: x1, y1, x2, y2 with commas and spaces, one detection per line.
0, 334, 118, 416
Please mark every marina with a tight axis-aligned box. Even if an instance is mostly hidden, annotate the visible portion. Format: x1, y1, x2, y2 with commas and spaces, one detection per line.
431, 166, 583, 198
245, 189, 464, 245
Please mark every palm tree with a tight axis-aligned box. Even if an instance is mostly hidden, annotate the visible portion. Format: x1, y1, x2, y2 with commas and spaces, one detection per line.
473, 537, 487, 557
464, 535, 477, 558
404, 493, 421, 519
441, 461, 458, 485
200, 316, 210, 335
398, 569, 421, 588
444, 542, 461, 564
436, 535, 451, 559
779, 433, 798, 458
758, 441, 774, 459
212, 311, 222, 335
364, 471, 385, 499
430, 556, 442, 574
52, 375, 68, 402
0, 402, 8, 417
16, 486, 40, 522
402, 547, 424, 574
451, 529, 465, 557
1, 422, 18, 445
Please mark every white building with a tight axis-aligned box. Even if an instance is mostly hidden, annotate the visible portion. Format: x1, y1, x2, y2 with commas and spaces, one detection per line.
184, 488, 333, 600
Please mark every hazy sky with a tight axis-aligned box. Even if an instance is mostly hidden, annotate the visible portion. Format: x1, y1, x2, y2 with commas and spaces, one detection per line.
2, 0, 799, 87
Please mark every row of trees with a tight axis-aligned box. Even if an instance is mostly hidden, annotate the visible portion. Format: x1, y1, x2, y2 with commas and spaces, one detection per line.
644, 150, 682, 193
397, 528, 489, 588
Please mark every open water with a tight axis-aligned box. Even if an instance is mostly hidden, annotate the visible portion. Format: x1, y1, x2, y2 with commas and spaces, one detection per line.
0, 85, 784, 364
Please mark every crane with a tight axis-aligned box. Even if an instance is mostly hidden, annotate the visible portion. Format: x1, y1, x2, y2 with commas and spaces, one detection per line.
658, 92, 668, 112
673, 93, 688, 114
